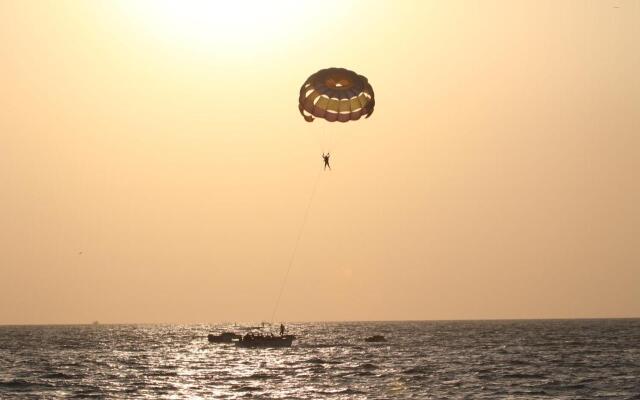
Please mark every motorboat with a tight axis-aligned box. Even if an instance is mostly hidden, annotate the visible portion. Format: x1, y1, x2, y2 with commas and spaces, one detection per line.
208, 332, 242, 343
364, 335, 386, 342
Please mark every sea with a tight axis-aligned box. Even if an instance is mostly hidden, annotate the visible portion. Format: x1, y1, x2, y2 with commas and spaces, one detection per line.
1, 319, 638, 399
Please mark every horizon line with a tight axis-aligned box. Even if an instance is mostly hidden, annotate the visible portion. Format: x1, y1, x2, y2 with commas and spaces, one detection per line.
2, 316, 639, 327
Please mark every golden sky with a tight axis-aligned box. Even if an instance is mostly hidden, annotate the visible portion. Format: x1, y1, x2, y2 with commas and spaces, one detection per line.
1, 1, 639, 324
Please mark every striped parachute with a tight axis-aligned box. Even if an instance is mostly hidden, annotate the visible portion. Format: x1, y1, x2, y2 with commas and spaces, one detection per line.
298, 68, 375, 123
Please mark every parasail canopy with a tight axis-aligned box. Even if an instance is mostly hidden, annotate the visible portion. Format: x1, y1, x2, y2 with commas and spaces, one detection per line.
299, 67, 375, 123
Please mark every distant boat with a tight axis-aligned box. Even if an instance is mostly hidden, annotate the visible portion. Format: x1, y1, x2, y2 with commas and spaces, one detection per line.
207, 332, 241, 343
235, 334, 295, 348
364, 335, 386, 342
92, 321, 99, 325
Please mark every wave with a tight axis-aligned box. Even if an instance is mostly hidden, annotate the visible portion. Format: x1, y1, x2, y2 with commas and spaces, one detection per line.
0, 379, 54, 389
40, 372, 80, 379
146, 370, 179, 377
305, 357, 342, 365
0, 379, 35, 388
503, 373, 546, 379
231, 384, 261, 392
314, 388, 367, 395
402, 366, 431, 374
240, 372, 272, 380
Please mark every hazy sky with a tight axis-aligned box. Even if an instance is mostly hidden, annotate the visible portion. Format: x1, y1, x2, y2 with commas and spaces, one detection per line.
1, 1, 639, 324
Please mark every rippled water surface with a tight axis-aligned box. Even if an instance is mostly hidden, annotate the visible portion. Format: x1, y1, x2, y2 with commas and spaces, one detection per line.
1, 320, 639, 399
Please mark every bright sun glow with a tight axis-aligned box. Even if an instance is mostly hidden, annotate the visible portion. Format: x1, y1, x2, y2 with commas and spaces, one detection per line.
122, 0, 309, 52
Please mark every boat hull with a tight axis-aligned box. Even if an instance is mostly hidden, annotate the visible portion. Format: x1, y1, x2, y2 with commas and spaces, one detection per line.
208, 333, 241, 343
235, 335, 294, 348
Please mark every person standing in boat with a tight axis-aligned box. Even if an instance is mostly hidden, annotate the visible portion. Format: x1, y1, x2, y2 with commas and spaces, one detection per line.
280, 323, 285, 336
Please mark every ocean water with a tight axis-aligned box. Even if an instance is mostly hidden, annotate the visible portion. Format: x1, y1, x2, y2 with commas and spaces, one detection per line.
0, 320, 639, 399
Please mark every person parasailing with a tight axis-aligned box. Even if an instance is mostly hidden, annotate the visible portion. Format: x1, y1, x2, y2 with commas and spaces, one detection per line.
299, 68, 374, 174
322, 153, 331, 170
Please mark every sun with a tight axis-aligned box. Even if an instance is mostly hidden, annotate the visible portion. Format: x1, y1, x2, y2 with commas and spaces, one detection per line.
120, 0, 309, 52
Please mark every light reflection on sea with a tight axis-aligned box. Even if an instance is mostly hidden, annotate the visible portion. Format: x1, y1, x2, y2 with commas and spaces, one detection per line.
0, 320, 639, 399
